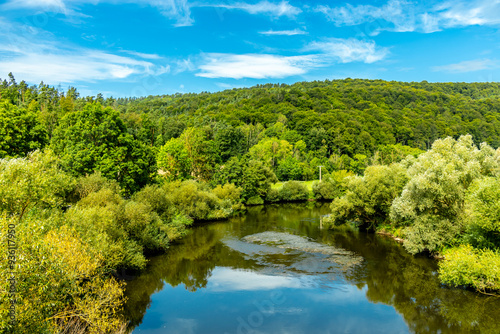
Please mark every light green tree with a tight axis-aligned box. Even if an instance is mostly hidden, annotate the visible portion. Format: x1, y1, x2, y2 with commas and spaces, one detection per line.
324, 163, 408, 230
390, 135, 500, 254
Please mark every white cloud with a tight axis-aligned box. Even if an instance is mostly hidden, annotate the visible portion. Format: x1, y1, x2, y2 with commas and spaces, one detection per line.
121, 50, 163, 60
147, 0, 193, 27
211, 1, 301, 18
3, 0, 68, 12
3, 0, 302, 26
315, 0, 500, 34
196, 37, 388, 79
432, 59, 499, 73
315, 0, 416, 35
437, 0, 500, 28
306, 38, 389, 64
0, 21, 170, 84
196, 53, 314, 79
2, 0, 194, 27
259, 28, 307, 36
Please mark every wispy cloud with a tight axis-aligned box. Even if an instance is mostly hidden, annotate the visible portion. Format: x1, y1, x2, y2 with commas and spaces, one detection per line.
315, 0, 416, 35
3, 0, 68, 12
436, 0, 500, 28
432, 59, 499, 73
259, 28, 307, 36
196, 37, 388, 79
210, 1, 301, 18
2, 0, 194, 26
315, 0, 500, 34
3, 0, 302, 26
0, 20, 170, 84
121, 50, 163, 60
197, 53, 314, 79
306, 38, 389, 64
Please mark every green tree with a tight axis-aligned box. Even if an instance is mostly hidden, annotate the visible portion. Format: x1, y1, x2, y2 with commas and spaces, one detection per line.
0, 150, 73, 219
390, 135, 499, 254
240, 159, 278, 201
51, 102, 155, 194
276, 156, 302, 181
0, 101, 47, 158
157, 137, 191, 181
325, 163, 408, 230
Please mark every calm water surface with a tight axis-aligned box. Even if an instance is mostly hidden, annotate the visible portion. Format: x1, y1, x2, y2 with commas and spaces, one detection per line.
124, 203, 500, 334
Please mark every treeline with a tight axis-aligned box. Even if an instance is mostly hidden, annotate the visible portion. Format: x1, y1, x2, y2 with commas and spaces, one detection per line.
3, 74, 500, 198
324, 135, 500, 295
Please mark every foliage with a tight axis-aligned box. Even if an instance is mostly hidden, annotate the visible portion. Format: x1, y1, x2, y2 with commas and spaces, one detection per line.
312, 170, 354, 200
0, 150, 74, 218
279, 181, 310, 201
265, 188, 281, 203
157, 137, 191, 181
462, 177, 500, 249
212, 183, 245, 212
439, 245, 500, 294
51, 102, 156, 194
0, 101, 47, 158
276, 156, 302, 181
391, 135, 499, 254
240, 159, 278, 201
324, 163, 408, 230
163, 180, 237, 220
0, 214, 127, 333
373, 143, 425, 165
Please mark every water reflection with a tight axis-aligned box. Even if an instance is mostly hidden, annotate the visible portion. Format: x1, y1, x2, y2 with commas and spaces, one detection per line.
124, 203, 500, 334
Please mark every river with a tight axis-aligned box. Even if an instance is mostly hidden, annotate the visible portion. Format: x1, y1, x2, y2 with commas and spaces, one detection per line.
123, 202, 500, 334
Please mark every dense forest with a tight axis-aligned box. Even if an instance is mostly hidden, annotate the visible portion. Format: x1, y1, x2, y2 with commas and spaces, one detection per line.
1, 74, 500, 333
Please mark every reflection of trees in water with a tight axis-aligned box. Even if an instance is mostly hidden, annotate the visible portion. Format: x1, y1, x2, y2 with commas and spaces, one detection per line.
317, 229, 500, 334
123, 203, 500, 333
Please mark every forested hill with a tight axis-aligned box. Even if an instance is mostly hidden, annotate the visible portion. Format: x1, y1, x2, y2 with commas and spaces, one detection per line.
115, 79, 500, 151
2, 75, 500, 193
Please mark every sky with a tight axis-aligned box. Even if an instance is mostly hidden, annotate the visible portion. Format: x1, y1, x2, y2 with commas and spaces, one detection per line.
1, 0, 500, 97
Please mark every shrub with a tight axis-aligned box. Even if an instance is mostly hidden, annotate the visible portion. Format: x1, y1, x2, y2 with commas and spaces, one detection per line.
246, 196, 264, 205
0, 215, 127, 333
212, 183, 245, 211
324, 163, 408, 230
279, 181, 309, 201
265, 188, 281, 203
439, 245, 500, 294
312, 170, 353, 200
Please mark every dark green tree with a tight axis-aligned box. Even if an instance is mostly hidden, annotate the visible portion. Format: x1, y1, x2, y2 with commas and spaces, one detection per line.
51, 102, 155, 194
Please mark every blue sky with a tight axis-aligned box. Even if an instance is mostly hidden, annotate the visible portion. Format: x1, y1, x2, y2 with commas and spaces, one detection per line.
1, 0, 500, 97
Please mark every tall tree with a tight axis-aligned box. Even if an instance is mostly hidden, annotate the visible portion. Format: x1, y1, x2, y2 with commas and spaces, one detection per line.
51, 102, 155, 194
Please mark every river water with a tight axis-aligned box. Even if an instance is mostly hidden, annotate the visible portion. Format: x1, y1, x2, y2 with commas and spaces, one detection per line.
123, 202, 500, 334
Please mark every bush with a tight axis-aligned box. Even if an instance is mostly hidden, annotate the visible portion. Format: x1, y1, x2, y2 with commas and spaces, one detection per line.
246, 196, 264, 205
163, 180, 234, 220
462, 177, 500, 249
439, 245, 500, 294
212, 183, 245, 211
324, 163, 408, 230
265, 188, 281, 203
72, 171, 121, 201
0, 215, 127, 333
279, 181, 309, 201
312, 170, 353, 200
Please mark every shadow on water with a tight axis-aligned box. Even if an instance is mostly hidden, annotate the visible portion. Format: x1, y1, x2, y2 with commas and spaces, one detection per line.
123, 202, 500, 334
